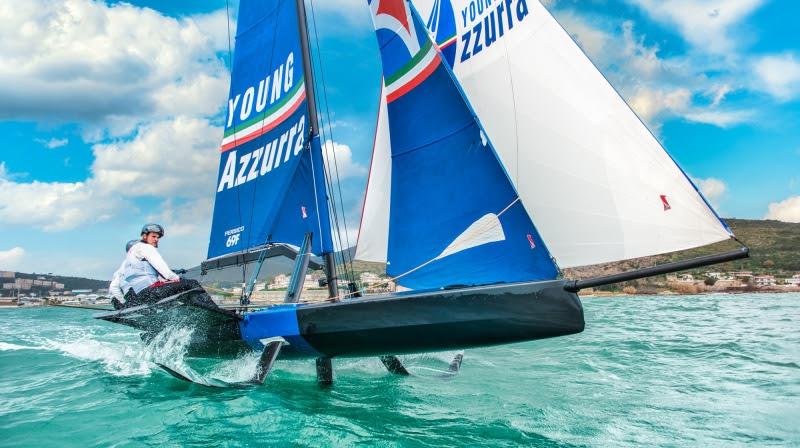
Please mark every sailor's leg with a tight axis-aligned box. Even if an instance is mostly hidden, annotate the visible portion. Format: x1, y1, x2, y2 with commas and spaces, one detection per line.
123, 289, 139, 308
379, 355, 410, 375
316, 357, 333, 386
134, 279, 202, 306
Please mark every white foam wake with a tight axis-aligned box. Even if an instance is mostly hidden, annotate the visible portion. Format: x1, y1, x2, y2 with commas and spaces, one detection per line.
0, 342, 48, 351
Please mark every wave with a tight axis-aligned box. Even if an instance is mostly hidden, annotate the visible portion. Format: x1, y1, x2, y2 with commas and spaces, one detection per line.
46, 336, 153, 377
0, 342, 48, 351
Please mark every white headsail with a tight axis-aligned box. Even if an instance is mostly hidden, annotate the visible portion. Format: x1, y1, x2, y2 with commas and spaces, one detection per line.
355, 86, 392, 263
408, 0, 732, 268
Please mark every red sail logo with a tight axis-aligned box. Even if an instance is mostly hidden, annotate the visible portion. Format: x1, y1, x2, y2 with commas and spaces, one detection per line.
660, 195, 671, 211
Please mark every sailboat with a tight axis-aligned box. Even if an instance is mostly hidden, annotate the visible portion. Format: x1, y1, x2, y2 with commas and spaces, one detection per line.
96, 0, 748, 385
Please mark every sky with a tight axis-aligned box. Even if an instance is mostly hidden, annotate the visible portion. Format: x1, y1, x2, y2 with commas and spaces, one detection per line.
0, 0, 798, 279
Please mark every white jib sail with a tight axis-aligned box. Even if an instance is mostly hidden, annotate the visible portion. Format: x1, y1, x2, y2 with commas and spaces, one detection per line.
412, 0, 732, 267
355, 86, 391, 263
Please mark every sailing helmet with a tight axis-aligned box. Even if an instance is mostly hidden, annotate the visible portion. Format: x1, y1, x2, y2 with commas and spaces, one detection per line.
125, 239, 139, 252
140, 223, 165, 237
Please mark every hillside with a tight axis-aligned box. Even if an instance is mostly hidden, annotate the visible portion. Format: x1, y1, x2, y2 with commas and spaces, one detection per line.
336, 218, 799, 291
13, 272, 110, 290
564, 218, 799, 281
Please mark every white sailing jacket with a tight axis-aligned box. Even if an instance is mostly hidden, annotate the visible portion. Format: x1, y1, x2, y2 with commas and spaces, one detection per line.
118, 242, 179, 295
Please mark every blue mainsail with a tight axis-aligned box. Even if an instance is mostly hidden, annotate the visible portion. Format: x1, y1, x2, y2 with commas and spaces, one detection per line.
208, 0, 333, 259
368, 0, 558, 289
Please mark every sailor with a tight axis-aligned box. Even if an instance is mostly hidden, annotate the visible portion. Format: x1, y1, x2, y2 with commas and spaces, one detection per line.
117, 223, 203, 308
109, 239, 140, 310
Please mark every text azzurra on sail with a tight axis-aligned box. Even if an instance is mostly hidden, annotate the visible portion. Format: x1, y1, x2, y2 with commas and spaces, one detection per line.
217, 50, 307, 193
459, 0, 530, 63
217, 115, 306, 192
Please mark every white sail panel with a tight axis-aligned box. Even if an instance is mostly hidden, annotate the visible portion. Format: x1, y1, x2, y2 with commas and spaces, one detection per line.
435, 213, 505, 260
354, 87, 391, 263
413, 0, 732, 267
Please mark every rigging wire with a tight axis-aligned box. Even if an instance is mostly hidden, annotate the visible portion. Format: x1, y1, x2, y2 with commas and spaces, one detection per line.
225, 0, 247, 289
299, 198, 524, 303
307, 0, 357, 286
225, 1, 284, 296
243, 2, 283, 296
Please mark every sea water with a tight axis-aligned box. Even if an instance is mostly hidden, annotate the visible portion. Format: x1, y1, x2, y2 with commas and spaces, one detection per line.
0, 293, 797, 447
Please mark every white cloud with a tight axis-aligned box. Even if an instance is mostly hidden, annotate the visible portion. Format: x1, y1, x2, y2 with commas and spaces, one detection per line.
683, 109, 754, 128
709, 84, 733, 107
695, 177, 727, 206
628, 86, 692, 122
0, 247, 25, 269
626, 0, 765, 54
91, 117, 220, 198
765, 196, 800, 223
34, 137, 69, 149
0, 178, 121, 231
0, 162, 27, 181
0, 0, 229, 124
0, 117, 221, 231
549, 9, 759, 131
145, 197, 213, 239
752, 53, 800, 101
557, 11, 612, 60
322, 140, 367, 180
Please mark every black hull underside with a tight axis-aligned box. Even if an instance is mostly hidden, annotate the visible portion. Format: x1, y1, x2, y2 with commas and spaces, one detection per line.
293, 280, 585, 358
96, 280, 584, 359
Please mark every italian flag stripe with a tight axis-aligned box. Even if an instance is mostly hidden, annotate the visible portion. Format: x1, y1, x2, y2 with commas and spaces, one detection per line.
220, 84, 306, 152
385, 44, 439, 103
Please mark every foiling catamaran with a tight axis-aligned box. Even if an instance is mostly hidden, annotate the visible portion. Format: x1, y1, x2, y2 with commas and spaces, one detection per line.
97, 0, 748, 386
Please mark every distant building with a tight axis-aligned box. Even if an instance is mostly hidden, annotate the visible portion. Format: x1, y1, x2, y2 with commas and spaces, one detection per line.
53, 283, 65, 290
360, 272, 381, 285
785, 274, 800, 286
753, 275, 776, 287
269, 274, 290, 289
731, 271, 753, 279
15, 279, 33, 290
2, 283, 14, 290
0, 271, 14, 278
713, 279, 742, 289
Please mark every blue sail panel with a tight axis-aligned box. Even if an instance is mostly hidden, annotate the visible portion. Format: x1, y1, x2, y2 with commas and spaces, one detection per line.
369, 0, 558, 289
425, 0, 457, 66
207, 0, 329, 259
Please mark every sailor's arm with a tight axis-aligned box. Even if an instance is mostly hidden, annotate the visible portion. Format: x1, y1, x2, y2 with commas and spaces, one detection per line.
109, 271, 124, 301
108, 260, 126, 301
138, 244, 179, 281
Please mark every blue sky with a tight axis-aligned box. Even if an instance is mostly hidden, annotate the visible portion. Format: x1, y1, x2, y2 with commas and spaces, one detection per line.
0, 0, 798, 279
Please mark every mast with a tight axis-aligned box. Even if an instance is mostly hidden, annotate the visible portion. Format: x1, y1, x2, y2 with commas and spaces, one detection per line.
294, 0, 338, 299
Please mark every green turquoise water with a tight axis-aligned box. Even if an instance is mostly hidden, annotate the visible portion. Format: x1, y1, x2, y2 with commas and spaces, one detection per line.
1, 293, 798, 447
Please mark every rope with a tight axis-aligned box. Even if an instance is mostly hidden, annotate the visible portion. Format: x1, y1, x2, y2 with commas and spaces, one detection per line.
224, 0, 247, 287
307, 0, 356, 285
299, 197, 522, 303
